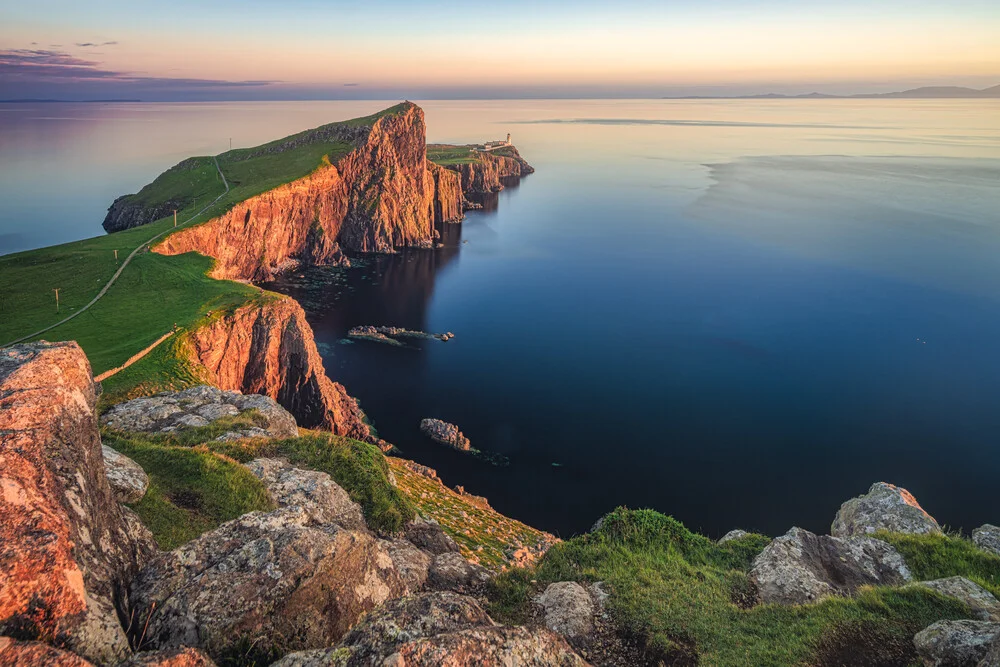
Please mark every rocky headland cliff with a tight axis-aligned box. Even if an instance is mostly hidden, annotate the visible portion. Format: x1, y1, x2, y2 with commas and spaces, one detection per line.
447, 146, 535, 195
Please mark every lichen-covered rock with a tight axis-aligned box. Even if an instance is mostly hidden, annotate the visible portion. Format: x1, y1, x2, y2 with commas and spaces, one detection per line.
404, 517, 460, 556
536, 582, 595, 644
419, 419, 471, 452
246, 458, 366, 531
272, 592, 587, 666
973, 525, 1000, 558
0, 342, 156, 665
427, 552, 491, 593
749, 527, 911, 605
129, 506, 406, 660
981, 635, 1000, 667
101, 385, 298, 438
381, 539, 433, 594
832, 482, 941, 537
122, 647, 217, 666
0, 637, 93, 667
913, 620, 1000, 667
913, 577, 1000, 622
719, 529, 749, 544
102, 445, 149, 503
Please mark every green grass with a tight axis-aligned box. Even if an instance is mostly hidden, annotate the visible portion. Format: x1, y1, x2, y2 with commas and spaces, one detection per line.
427, 144, 482, 166
104, 427, 275, 550
125, 156, 223, 210
487, 508, 976, 665
881, 531, 1000, 598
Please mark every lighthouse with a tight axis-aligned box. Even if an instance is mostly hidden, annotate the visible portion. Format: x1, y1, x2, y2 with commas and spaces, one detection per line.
506, 132, 511, 144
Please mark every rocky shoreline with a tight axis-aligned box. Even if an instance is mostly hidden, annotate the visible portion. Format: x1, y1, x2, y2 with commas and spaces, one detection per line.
347, 325, 454, 346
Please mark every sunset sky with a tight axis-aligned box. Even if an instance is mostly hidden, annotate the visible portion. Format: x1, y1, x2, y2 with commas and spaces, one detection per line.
2, 0, 999, 100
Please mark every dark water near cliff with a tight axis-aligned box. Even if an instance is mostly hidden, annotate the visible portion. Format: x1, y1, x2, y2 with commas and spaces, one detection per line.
4, 99, 1000, 538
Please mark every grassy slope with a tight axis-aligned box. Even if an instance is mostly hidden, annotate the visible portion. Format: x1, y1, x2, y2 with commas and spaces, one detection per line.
0, 104, 411, 396
487, 508, 991, 666
427, 144, 482, 166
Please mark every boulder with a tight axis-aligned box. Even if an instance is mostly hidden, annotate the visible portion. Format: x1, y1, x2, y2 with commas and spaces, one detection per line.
913, 577, 1000, 622
272, 592, 587, 666
750, 527, 911, 605
832, 482, 941, 538
427, 552, 491, 593
981, 635, 1000, 667
102, 445, 150, 503
535, 582, 595, 644
718, 529, 749, 544
0, 342, 156, 665
913, 620, 1000, 666
246, 458, 366, 531
419, 419, 472, 452
0, 637, 93, 666
101, 385, 298, 439
129, 506, 406, 660
381, 538, 433, 593
122, 648, 217, 666
973, 525, 1000, 558
404, 517, 460, 555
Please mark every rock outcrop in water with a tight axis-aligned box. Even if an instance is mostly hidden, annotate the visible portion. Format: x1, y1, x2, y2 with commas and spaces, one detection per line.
420, 418, 472, 452
0, 342, 156, 665
184, 297, 371, 439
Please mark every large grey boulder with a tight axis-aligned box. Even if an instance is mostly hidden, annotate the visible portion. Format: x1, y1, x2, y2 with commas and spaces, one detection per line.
129, 505, 406, 660
832, 482, 942, 537
427, 552, 491, 593
271, 592, 587, 666
404, 517, 460, 555
102, 445, 149, 503
101, 385, 298, 438
246, 457, 366, 531
913, 577, 1000, 622
973, 525, 1000, 558
913, 620, 1000, 666
381, 538, 433, 594
718, 529, 749, 544
750, 527, 911, 605
981, 635, 1000, 667
536, 582, 596, 644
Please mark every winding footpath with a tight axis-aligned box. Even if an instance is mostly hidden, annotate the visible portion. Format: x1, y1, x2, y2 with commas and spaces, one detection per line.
2, 157, 230, 348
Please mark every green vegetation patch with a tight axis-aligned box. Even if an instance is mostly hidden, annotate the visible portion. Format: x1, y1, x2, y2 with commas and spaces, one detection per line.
104, 427, 275, 550
427, 144, 482, 166
880, 531, 1000, 598
125, 156, 222, 210
487, 508, 974, 665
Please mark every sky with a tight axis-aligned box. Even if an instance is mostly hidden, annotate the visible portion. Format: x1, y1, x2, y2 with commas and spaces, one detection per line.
2, 0, 999, 100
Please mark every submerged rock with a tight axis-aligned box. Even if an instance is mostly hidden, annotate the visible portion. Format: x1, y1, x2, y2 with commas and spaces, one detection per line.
973, 525, 1000, 558
102, 444, 150, 503
101, 385, 298, 438
832, 482, 941, 538
419, 419, 472, 452
913, 620, 1000, 667
913, 577, 1000, 622
348, 325, 454, 346
750, 527, 911, 605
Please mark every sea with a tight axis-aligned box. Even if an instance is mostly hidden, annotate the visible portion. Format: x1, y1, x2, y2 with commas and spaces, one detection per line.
2, 98, 999, 538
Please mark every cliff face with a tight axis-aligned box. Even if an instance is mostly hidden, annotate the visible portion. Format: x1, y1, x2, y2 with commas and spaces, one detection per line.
155, 164, 350, 282
102, 194, 182, 234
0, 342, 155, 665
184, 297, 371, 439
429, 161, 464, 223
154, 103, 441, 281
450, 147, 535, 194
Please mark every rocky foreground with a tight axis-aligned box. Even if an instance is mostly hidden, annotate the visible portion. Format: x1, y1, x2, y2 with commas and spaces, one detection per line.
3, 340, 1000, 666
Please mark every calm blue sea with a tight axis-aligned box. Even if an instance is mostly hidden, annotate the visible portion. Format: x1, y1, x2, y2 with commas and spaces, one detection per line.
3, 99, 999, 537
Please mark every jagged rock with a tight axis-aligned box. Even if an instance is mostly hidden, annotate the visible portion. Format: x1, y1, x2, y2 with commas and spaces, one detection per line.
404, 517, 460, 556
246, 458, 366, 531
0, 342, 156, 665
973, 525, 1000, 558
129, 506, 406, 659
272, 592, 586, 666
0, 637, 93, 666
913, 620, 1000, 666
749, 527, 911, 605
536, 582, 595, 644
102, 385, 298, 438
719, 529, 749, 544
427, 552, 491, 593
419, 419, 471, 452
912, 577, 1000, 622
445, 147, 534, 194
381, 539, 433, 593
832, 482, 942, 537
122, 647, 217, 666
102, 445, 149, 503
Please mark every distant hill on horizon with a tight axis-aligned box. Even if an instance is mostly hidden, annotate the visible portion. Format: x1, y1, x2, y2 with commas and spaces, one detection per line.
668, 84, 1000, 100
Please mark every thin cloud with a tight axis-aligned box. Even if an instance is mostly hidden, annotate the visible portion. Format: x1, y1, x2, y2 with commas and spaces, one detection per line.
76, 41, 119, 47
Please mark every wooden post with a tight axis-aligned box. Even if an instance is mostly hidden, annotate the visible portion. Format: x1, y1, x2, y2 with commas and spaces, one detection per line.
114, 249, 118, 262
53, 288, 60, 313
173, 209, 177, 227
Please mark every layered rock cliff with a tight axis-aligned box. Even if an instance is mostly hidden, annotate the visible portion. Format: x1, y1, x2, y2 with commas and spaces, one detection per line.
429, 161, 464, 223
448, 147, 535, 195
183, 296, 371, 439
0, 342, 155, 665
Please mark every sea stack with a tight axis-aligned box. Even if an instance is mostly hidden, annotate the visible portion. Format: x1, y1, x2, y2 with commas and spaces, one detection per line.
420, 418, 472, 451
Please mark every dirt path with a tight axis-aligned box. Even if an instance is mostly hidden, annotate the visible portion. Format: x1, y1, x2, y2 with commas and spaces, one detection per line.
3, 157, 230, 348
